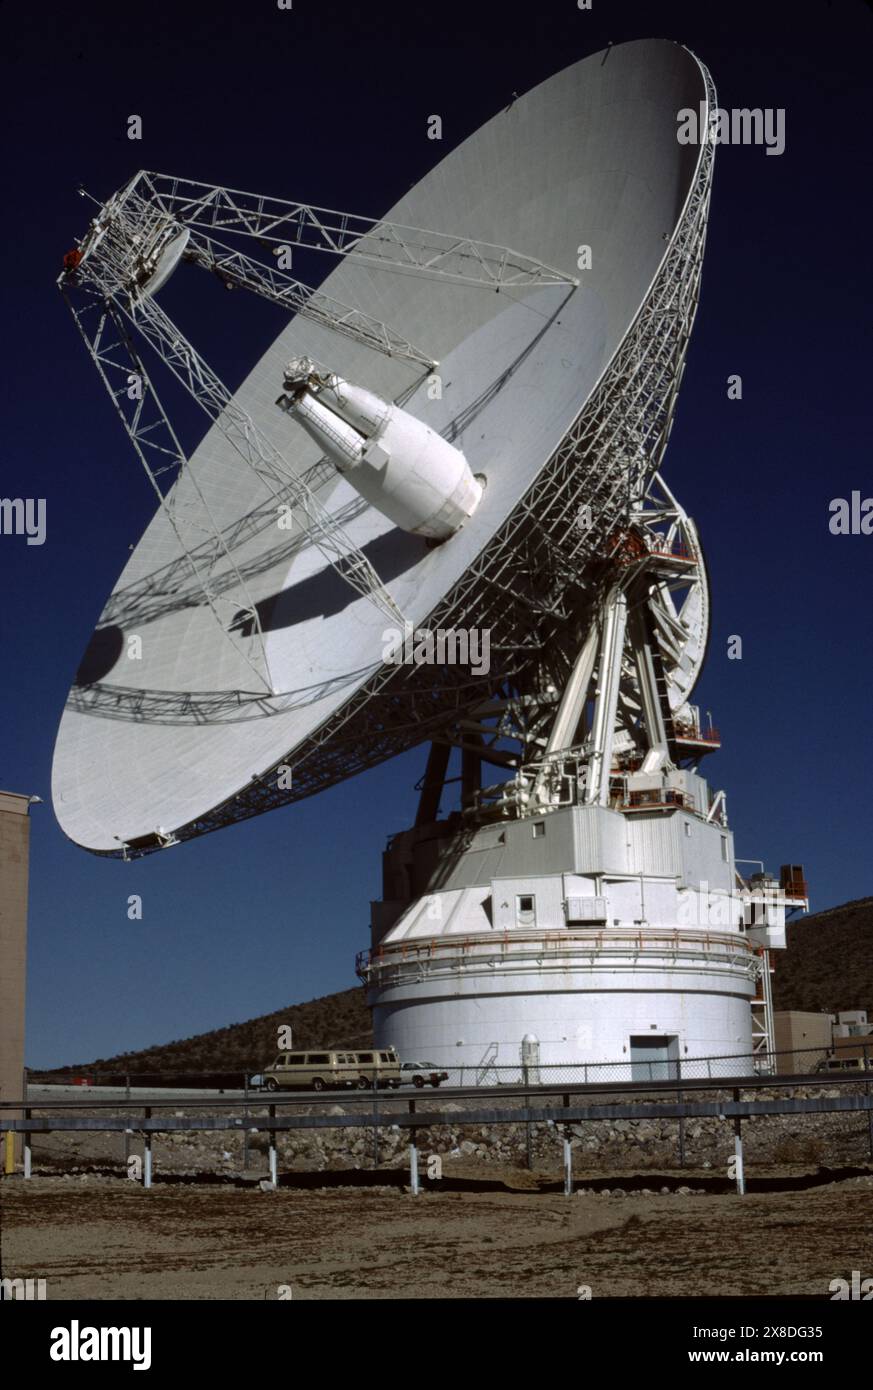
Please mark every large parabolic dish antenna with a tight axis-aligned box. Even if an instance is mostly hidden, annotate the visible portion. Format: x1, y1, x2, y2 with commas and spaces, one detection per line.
53, 39, 715, 856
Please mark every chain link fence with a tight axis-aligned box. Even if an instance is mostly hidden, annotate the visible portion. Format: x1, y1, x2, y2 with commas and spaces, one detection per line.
24, 1044, 870, 1095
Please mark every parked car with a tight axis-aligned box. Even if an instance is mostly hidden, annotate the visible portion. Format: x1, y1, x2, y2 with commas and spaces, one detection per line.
261, 1048, 401, 1092
400, 1061, 449, 1089
814, 1055, 868, 1073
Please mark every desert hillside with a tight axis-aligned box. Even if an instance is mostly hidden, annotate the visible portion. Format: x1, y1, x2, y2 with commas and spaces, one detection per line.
40, 986, 372, 1080
772, 896, 872, 1018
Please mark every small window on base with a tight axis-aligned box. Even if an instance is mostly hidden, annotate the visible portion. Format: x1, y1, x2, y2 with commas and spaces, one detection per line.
516, 893, 536, 927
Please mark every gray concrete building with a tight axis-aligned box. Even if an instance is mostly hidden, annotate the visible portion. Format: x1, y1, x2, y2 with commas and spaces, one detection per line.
0, 790, 34, 1157
773, 1011, 834, 1074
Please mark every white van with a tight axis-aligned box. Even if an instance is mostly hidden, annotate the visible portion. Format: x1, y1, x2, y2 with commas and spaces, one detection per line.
262, 1048, 401, 1092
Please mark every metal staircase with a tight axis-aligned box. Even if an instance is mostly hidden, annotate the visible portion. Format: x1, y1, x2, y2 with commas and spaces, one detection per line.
475, 1042, 500, 1086
750, 948, 776, 1074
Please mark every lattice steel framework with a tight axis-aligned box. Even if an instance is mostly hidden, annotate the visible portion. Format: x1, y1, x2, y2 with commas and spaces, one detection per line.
64, 296, 407, 639
183, 229, 437, 369
98, 182, 440, 369
66, 290, 285, 689
136, 170, 579, 291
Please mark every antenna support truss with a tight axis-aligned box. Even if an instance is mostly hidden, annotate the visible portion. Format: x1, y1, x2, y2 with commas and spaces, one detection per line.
134, 170, 579, 291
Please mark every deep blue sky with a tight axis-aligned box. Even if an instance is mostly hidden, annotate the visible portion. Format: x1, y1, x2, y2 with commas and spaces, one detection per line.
1, 1, 871, 1067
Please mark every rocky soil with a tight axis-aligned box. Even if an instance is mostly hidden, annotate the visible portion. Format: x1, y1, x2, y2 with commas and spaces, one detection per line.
3, 1173, 872, 1300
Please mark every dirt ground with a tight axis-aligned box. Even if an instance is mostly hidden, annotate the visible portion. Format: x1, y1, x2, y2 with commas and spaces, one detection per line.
3, 1165, 872, 1300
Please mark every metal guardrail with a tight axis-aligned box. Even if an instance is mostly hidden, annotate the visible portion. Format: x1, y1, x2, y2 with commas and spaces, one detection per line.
6, 1068, 873, 1108
3, 1071, 872, 1198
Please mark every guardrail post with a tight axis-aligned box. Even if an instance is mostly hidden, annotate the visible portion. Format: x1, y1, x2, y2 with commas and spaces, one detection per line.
143, 1108, 152, 1189
23, 1108, 32, 1179
732, 1090, 745, 1196
562, 1094, 573, 1195
409, 1099, 419, 1195
677, 1090, 685, 1167
563, 1136, 573, 1195
243, 1072, 249, 1170
124, 1074, 131, 1167
268, 1104, 278, 1188
865, 1047, 872, 1160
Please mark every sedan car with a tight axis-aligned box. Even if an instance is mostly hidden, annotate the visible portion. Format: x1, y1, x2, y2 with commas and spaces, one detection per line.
400, 1061, 449, 1088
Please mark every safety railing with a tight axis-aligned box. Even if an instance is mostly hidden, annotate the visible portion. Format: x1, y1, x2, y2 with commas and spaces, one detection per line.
357, 927, 758, 989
